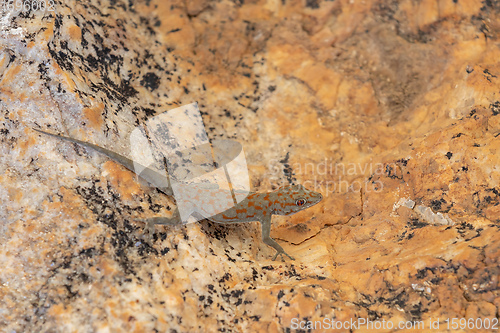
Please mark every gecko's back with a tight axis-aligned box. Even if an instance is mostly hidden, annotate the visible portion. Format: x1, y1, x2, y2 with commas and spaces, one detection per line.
206, 185, 322, 223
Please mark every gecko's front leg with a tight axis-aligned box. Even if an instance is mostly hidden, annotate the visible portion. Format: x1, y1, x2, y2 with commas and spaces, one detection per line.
261, 215, 295, 261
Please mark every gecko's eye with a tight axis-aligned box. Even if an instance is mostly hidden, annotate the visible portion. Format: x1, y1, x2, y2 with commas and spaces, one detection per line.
295, 198, 307, 206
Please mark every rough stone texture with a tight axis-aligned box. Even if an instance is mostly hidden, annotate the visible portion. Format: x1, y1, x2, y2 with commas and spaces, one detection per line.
1, 0, 500, 331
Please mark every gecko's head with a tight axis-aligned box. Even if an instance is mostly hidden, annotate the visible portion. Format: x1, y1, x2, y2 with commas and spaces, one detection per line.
271, 184, 323, 216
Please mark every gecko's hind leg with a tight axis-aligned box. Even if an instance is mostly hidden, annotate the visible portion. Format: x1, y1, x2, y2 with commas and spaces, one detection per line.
136, 210, 182, 240
261, 216, 295, 261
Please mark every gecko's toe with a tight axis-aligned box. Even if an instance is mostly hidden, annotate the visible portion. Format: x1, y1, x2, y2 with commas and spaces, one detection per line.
135, 218, 155, 242
142, 230, 154, 242
272, 251, 295, 261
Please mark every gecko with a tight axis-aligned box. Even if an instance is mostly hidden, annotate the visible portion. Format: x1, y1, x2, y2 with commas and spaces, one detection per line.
33, 128, 323, 260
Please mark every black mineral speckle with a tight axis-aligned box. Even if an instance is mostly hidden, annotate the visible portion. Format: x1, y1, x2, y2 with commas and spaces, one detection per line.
140, 72, 160, 91
305, 0, 319, 9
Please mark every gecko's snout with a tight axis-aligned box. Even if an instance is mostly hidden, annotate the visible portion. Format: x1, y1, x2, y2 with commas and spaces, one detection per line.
310, 191, 323, 204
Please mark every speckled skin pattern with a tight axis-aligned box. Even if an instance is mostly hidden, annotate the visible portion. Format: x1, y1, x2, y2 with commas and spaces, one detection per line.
34, 128, 323, 260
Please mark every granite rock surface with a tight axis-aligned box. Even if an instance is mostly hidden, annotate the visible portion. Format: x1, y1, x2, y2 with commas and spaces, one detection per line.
1, 0, 499, 331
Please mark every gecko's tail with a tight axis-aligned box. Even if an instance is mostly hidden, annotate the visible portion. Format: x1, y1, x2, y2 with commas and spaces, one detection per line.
32, 127, 173, 196
33, 128, 109, 154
